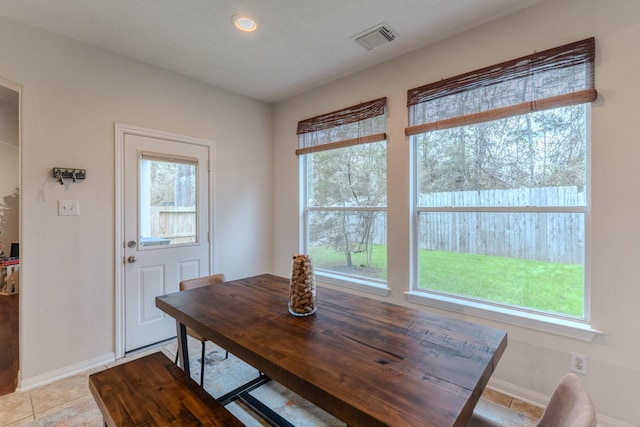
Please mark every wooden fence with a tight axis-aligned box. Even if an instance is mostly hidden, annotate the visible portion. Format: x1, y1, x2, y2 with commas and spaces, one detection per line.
417, 186, 585, 264
153, 186, 585, 264
150, 206, 196, 244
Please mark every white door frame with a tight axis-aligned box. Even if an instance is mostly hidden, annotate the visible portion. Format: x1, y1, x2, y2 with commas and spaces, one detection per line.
114, 123, 215, 359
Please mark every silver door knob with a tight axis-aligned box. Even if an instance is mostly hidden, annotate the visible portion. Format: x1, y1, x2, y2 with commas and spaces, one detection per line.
128, 256, 137, 263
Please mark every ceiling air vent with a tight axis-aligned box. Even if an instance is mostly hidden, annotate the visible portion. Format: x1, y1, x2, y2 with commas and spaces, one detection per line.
353, 23, 397, 51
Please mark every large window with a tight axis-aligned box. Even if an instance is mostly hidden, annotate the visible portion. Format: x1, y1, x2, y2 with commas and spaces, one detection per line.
297, 98, 387, 284
407, 38, 596, 320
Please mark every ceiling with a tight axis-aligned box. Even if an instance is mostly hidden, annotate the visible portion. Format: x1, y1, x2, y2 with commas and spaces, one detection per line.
0, 0, 542, 105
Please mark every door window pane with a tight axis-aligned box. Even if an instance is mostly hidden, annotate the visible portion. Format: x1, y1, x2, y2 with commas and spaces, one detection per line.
140, 157, 197, 246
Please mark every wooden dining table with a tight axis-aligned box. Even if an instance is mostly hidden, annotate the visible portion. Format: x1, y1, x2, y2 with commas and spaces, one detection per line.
156, 274, 507, 427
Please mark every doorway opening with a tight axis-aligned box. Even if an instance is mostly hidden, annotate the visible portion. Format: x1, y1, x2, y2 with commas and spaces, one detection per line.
0, 77, 21, 396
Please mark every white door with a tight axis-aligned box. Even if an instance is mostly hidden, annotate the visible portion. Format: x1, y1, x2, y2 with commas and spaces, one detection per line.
123, 132, 210, 352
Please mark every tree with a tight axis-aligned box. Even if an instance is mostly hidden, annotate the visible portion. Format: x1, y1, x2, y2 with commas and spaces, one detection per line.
308, 139, 386, 270
418, 104, 586, 195
149, 160, 196, 207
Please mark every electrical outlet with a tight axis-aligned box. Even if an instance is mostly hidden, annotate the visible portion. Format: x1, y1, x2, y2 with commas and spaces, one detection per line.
571, 352, 588, 375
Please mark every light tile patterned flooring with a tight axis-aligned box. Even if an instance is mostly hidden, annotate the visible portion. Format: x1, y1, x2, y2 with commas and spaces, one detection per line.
0, 339, 544, 426
475, 388, 543, 426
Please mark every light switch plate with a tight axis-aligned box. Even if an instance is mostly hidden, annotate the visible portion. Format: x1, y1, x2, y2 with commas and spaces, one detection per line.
58, 200, 80, 216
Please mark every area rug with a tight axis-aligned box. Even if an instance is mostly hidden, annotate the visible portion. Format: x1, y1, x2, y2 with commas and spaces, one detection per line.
168, 338, 346, 427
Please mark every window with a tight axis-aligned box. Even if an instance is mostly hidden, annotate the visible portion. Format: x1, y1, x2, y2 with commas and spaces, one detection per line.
140, 154, 198, 246
407, 38, 596, 321
297, 98, 387, 286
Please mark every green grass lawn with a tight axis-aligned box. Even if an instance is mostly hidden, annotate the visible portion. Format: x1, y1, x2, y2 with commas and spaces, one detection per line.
309, 245, 584, 317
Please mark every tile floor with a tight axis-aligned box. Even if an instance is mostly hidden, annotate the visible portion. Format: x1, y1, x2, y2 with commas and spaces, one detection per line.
0, 338, 544, 426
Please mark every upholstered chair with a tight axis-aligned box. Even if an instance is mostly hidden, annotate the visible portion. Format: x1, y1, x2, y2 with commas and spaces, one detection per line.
468, 373, 596, 427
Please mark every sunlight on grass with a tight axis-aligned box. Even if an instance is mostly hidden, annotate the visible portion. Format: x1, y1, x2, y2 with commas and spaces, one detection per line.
309, 245, 387, 280
309, 245, 584, 317
420, 250, 584, 317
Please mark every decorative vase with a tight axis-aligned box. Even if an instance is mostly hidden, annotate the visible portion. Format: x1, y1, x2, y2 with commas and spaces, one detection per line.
289, 254, 317, 316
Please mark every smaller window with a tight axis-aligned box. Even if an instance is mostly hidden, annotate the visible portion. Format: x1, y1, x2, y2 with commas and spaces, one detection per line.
297, 98, 388, 284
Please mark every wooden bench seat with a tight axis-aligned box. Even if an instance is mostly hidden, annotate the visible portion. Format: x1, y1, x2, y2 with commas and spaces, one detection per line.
89, 351, 243, 426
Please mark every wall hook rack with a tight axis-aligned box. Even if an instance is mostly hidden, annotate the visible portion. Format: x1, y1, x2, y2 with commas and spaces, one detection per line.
53, 167, 86, 185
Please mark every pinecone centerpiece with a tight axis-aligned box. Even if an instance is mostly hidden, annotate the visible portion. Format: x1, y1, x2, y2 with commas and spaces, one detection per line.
288, 254, 317, 316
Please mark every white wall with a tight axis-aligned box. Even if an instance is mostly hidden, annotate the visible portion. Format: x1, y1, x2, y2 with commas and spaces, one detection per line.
0, 18, 273, 381
273, 0, 640, 425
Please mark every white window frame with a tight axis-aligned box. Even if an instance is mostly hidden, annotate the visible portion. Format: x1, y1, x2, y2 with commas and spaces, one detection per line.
405, 39, 602, 341
300, 150, 390, 295
297, 98, 390, 294
408, 119, 600, 341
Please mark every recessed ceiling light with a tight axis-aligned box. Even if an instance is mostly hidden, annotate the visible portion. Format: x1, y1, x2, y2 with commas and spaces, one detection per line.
232, 15, 257, 32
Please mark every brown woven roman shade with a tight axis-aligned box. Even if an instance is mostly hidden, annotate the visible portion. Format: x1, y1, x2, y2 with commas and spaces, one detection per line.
296, 97, 387, 156
405, 38, 597, 136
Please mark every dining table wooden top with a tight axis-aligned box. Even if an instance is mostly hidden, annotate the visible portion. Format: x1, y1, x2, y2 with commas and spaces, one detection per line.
156, 274, 507, 427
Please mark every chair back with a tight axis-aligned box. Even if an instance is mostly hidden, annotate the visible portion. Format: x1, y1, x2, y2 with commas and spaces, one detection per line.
180, 273, 226, 291
536, 373, 596, 427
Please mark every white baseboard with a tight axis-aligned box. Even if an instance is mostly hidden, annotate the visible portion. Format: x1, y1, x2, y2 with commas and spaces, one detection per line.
487, 377, 549, 408
17, 352, 115, 391
487, 377, 634, 427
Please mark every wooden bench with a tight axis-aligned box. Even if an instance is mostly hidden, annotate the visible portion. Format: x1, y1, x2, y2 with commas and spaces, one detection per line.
89, 351, 244, 426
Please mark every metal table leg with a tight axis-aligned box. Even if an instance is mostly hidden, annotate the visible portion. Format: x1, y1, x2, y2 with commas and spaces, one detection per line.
176, 321, 190, 376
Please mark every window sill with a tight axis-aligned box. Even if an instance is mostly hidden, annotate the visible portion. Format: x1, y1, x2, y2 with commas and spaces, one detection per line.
404, 291, 602, 342
316, 272, 391, 297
